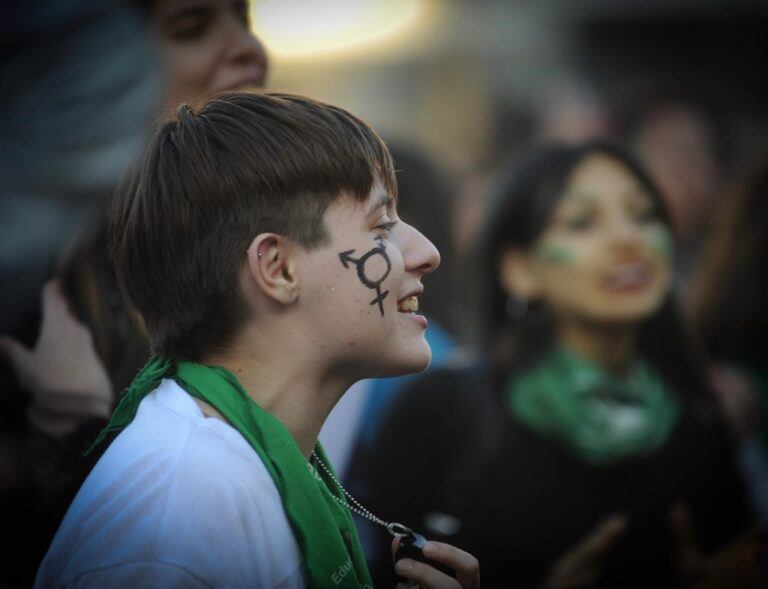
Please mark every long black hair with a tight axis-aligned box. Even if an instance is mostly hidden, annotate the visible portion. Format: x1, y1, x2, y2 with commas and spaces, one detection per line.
467, 141, 712, 408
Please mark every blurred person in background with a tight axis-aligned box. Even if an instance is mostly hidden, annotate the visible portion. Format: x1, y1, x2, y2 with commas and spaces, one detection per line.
0, 1, 268, 585
359, 142, 761, 587
0, 0, 157, 339
0, 1, 156, 586
452, 100, 536, 261
614, 83, 737, 282
691, 151, 768, 529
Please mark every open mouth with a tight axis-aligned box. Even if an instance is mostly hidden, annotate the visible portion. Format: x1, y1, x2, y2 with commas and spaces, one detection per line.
396, 294, 428, 329
397, 295, 419, 313
601, 261, 654, 291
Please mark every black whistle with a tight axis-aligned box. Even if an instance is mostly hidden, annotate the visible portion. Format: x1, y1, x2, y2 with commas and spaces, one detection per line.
395, 530, 455, 580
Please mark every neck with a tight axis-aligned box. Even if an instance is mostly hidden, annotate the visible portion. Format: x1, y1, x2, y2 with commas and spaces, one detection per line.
558, 318, 636, 375
202, 334, 352, 458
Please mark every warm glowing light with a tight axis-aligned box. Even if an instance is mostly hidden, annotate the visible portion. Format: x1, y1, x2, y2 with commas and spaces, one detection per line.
251, 0, 426, 59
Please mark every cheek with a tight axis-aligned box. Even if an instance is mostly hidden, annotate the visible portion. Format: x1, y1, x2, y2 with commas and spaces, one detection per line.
542, 265, 595, 307
535, 239, 602, 307
338, 239, 402, 309
536, 238, 595, 285
535, 241, 579, 265
646, 225, 674, 261
364, 254, 391, 286
322, 259, 385, 319
163, 43, 219, 100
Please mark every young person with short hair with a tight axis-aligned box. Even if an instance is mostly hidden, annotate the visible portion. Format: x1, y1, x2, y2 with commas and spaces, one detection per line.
35, 91, 480, 589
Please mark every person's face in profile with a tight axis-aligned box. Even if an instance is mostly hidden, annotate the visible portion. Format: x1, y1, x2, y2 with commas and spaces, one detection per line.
151, 0, 269, 106
292, 180, 441, 380
505, 154, 673, 327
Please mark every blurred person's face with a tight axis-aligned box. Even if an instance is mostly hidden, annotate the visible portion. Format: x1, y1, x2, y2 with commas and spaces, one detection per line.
151, 0, 268, 106
634, 106, 719, 242
501, 154, 673, 327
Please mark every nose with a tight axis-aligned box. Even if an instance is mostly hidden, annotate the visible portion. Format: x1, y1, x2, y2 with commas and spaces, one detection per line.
403, 224, 440, 277
606, 211, 644, 250
224, 17, 269, 86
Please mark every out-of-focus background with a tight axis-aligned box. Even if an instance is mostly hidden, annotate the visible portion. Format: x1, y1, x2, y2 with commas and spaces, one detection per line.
255, 0, 768, 289
258, 0, 768, 203
6, 0, 768, 334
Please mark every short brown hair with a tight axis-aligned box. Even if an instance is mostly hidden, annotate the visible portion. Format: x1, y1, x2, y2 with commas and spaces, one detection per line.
109, 91, 396, 360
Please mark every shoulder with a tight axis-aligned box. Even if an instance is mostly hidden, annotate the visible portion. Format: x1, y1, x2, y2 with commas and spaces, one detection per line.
40, 384, 304, 589
133, 408, 303, 586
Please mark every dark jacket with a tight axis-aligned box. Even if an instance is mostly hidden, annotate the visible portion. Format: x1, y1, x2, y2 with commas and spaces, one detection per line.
353, 365, 753, 588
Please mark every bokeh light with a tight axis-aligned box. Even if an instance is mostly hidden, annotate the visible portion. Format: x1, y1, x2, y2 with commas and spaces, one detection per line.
251, 0, 428, 59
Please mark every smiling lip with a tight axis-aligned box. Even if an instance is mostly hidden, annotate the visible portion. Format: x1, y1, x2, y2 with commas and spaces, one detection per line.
403, 313, 428, 329
397, 290, 428, 329
600, 260, 655, 293
215, 71, 265, 93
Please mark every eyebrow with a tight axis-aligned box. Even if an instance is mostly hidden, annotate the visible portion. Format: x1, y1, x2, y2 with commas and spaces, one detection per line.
367, 194, 394, 216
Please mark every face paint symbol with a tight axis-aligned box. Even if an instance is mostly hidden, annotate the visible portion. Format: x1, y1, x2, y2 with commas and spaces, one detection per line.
339, 237, 391, 316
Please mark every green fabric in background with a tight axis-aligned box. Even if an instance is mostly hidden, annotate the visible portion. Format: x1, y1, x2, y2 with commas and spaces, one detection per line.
509, 345, 679, 465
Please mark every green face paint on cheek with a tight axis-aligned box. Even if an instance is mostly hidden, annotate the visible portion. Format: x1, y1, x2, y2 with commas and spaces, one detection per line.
536, 242, 575, 265
648, 225, 673, 259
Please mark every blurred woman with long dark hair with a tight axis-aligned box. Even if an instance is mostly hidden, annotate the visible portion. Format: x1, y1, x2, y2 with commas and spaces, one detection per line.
360, 142, 759, 587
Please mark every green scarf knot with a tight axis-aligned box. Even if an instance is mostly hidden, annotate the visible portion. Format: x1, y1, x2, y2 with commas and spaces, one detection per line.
509, 346, 679, 465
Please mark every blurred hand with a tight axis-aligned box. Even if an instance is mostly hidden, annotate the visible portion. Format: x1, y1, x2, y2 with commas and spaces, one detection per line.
708, 364, 761, 440
669, 502, 765, 588
543, 514, 628, 589
0, 279, 112, 436
391, 538, 480, 589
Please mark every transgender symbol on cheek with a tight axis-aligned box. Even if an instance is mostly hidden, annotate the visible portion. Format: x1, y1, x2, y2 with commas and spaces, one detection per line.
338, 237, 391, 316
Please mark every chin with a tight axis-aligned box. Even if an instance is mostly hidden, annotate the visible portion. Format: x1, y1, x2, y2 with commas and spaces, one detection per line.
589, 289, 666, 322
397, 355, 432, 376
383, 345, 432, 377
589, 302, 661, 325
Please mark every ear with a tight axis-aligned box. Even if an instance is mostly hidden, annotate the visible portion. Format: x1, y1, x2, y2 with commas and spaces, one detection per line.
498, 246, 542, 301
246, 233, 299, 305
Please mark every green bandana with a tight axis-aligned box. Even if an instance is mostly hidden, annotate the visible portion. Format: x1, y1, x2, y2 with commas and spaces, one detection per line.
508, 346, 679, 465
89, 358, 373, 589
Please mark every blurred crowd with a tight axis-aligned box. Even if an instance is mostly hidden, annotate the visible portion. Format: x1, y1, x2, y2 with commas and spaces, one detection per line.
1, 0, 767, 587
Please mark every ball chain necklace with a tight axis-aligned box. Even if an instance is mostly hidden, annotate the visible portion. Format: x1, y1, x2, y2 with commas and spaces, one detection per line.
310, 450, 411, 538
311, 451, 457, 578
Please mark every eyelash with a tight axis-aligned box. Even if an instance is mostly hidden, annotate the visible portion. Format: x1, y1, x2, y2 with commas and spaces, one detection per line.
375, 221, 397, 232
168, 2, 249, 42
168, 13, 211, 41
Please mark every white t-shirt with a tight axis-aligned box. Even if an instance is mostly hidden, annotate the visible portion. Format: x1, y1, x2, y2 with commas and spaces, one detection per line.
35, 379, 305, 589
